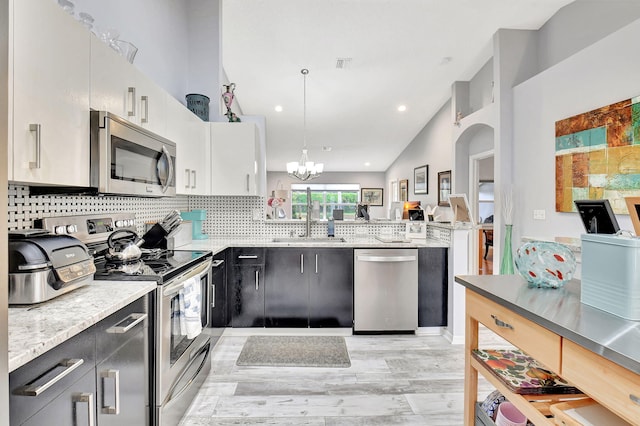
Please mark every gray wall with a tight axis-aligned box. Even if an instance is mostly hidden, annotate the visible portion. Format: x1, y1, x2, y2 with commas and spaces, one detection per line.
385, 100, 453, 218
512, 18, 640, 244
469, 59, 493, 114
73, 0, 190, 101
537, 0, 640, 72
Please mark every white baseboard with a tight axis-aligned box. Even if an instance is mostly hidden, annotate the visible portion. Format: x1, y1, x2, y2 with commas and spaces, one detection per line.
415, 326, 444, 336
443, 329, 465, 345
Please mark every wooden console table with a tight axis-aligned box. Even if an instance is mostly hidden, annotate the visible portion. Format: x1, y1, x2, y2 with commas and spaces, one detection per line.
456, 275, 640, 425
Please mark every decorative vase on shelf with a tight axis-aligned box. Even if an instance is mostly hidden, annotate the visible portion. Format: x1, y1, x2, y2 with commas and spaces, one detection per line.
500, 224, 514, 274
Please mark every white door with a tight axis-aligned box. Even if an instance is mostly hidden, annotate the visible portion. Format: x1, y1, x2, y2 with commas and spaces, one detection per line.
210, 122, 257, 196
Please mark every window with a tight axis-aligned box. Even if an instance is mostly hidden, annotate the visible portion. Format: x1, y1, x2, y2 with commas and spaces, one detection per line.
291, 184, 360, 220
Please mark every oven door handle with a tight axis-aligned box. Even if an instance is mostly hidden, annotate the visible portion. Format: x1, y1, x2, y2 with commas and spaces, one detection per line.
163, 258, 212, 297
164, 341, 211, 405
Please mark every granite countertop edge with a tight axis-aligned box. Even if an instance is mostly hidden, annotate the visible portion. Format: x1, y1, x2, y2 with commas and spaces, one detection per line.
184, 236, 449, 255
8, 280, 157, 372
455, 274, 640, 375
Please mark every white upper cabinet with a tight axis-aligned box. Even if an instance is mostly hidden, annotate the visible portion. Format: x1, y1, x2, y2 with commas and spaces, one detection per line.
165, 97, 210, 196
10, 0, 90, 186
210, 122, 264, 196
90, 35, 167, 136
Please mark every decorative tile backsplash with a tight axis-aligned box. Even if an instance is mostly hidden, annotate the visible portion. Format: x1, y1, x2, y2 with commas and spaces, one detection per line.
8, 185, 451, 244
8, 185, 189, 236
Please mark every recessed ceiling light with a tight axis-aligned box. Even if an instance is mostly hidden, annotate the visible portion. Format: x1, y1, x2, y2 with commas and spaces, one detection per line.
322, 146, 332, 152
275, 105, 283, 112
397, 105, 407, 112
441, 56, 453, 65
364, 162, 371, 167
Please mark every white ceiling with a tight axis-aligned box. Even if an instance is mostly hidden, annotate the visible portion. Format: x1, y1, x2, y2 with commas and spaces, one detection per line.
221, 0, 574, 173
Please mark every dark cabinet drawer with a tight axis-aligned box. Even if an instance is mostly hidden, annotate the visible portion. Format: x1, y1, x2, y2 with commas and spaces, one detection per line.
10, 329, 96, 425
95, 296, 148, 363
232, 247, 265, 265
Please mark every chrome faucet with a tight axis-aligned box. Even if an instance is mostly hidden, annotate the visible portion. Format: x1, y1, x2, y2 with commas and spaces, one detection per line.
305, 186, 312, 238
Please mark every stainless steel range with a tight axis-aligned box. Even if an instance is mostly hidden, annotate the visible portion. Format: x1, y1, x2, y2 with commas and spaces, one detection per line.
37, 213, 213, 426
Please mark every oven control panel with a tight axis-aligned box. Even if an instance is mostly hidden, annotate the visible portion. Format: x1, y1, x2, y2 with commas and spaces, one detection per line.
36, 213, 137, 244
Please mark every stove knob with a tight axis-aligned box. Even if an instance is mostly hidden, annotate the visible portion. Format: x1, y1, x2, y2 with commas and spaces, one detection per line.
128, 219, 135, 227
115, 220, 124, 228
55, 225, 66, 234
66, 225, 77, 234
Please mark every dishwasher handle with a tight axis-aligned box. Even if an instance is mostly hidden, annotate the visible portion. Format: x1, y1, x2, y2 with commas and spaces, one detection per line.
357, 255, 416, 263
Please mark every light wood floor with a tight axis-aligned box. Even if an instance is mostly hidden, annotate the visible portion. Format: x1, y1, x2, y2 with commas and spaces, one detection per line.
179, 330, 503, 425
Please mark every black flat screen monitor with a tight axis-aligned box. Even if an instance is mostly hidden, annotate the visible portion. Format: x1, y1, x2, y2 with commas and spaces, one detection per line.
574, 199, 620, 234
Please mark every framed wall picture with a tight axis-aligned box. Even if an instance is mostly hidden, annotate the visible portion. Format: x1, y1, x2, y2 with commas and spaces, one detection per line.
414, 165, 428, 194
625, 196, 640, 235
438, 170, 451, 206
361, 188, 384, 206
399, 179, 409, 201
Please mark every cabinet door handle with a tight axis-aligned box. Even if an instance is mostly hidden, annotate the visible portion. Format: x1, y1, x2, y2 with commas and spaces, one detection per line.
29, 124, 41, 169
301, 254, 304, 274
127, 87, 136, 117
491, 314, 514, 330
100, 369, 120, 415
106, 313, 147, 334
238, 255, 258, 259
185, 168, 191, 189
141, 95, 149, 123
631, 394, 640, 406
14, 358, 84, 396
191, 170, 196, 189
72, 392, 95, 426
315, 254, 318, 274
255, 270, 259, 290
246, 174, 250, 192
212, 284, 216, 308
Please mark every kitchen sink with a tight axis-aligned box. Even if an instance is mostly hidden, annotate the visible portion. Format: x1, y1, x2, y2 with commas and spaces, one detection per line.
272, 237, 347, 243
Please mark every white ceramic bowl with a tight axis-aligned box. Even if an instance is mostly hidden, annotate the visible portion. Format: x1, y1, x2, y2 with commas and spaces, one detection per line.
495, 402, 527, 426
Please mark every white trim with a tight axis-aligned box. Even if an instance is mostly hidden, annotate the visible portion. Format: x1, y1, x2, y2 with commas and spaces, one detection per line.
468, 150, 494, 274
415, 326, 445, 336
442, 329, 465, 345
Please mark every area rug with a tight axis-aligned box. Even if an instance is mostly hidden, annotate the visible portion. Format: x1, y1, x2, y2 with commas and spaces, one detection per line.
236, 335, 351, 368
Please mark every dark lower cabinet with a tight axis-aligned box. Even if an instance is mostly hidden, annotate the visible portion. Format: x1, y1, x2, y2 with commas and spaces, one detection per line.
309, 248, 353, 327
418, 247, 448, 327
230, 248, 265, 327
210, 250, 228, 327
264, 248, 353, 328
264, 248, 309, 327
10, 295, 149, 426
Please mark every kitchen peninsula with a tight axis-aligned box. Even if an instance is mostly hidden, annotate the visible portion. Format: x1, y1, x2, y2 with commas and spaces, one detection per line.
456, 274, 640, 425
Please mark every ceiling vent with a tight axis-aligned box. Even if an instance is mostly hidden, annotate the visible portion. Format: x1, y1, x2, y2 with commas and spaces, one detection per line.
335, 58, 352, 69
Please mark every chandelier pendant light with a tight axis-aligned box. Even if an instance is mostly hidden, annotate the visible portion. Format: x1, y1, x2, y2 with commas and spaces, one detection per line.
287, 68, 324, 181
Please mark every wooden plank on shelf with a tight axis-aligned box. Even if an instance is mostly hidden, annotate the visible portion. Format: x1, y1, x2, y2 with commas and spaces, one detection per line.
471, 356, 587, 426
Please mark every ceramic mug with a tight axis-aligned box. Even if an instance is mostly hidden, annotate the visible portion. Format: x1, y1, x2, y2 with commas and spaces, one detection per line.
495, 402, 527, 426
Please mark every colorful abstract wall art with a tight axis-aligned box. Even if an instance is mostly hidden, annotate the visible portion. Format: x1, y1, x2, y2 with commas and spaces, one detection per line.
555, 96, 640, 214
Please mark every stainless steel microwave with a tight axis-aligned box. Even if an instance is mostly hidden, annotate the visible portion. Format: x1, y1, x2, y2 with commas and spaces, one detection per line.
90, 111, 176, 197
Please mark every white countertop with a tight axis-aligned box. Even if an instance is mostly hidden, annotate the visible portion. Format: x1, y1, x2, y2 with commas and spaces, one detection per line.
8, 280, 157, 372
182, 235, 449, 254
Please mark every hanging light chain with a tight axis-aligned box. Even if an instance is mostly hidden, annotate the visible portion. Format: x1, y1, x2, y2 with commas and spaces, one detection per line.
286, 67, 324, 181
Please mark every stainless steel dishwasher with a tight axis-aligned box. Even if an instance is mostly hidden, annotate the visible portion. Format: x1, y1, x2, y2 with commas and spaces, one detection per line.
354, 248, 418, 333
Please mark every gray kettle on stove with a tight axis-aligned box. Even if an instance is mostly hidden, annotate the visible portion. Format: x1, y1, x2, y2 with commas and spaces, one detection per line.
106, 229, 145, 262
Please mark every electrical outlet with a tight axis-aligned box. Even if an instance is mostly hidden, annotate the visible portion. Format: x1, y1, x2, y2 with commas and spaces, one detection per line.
533, 209, 546, 220
252, 209, 262, 221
